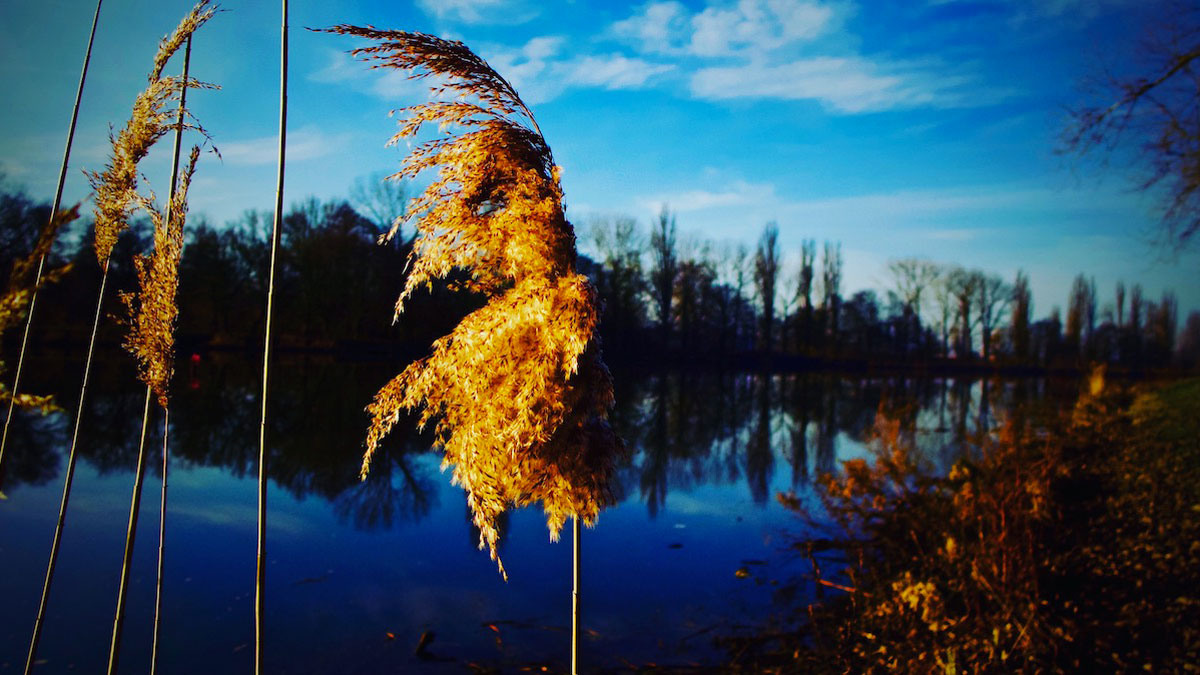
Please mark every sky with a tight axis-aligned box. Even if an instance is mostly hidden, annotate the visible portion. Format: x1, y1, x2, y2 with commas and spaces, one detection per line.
1, 0, 1197, 323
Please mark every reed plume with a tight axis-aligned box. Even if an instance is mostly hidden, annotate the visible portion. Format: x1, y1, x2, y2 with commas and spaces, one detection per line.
0, 206, 76, 413
121, 146, 200, 407
88, 0, 216, 267
324, 26, 622, 579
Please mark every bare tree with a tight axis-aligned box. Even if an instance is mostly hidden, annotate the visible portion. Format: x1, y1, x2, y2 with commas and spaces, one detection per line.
933, 270, 956, 356
649, 204, 677, 343
888, 257, 939, 353
976, 272, 1011, 361
1115, 279, 1126, 327
794, 239, 816, 350
754, 222, 780, 351
1060, 6, 1200, 248
1066, 273, 1096, 359
1011, 270, 1032, 362
588, 215, 646, 343
350, 171, 409, 240
946, 267, 980, 358
820, 241, 842, 339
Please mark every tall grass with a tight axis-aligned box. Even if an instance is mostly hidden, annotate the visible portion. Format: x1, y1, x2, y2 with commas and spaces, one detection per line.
24, 4, 214, 672
151, 31, 196, 675
0, 0, 102, 488
322, 27, 622, 670
322, 26, 623, 579
257, 2, 289, 671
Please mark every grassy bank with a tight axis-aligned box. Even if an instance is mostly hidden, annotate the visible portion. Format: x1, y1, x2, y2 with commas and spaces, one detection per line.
728, 375, 1200, 673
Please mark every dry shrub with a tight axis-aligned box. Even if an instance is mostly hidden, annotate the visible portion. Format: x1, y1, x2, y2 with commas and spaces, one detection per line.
0, 206, 77, 412
778, 412, 1061, 673
323, 27, 622, 579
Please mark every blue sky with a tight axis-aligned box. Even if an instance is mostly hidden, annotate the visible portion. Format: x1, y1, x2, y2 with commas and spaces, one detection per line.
2, 0, 1196, 322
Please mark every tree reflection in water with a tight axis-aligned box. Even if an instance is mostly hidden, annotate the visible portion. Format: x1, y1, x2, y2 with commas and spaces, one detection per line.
3, 355, 1070, 525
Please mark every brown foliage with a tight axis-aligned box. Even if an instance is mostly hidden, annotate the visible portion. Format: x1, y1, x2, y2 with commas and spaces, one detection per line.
324, 27, 622, 579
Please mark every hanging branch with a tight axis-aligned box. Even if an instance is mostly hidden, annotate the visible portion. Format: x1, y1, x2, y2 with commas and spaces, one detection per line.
24, 4, 215, 673
257, 2, 289, 672
0, 0, 102, 487
320, 26, 623, 581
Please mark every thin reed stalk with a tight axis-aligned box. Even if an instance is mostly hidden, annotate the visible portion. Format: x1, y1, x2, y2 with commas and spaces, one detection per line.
572, 516, 581, 675
106, 385, 153, 674
150, 407, 169, 675
0, 0, 103, 483
24, 262, 110, 675
257, 2, 289, 672
108, 32, 196, 673
150, 33, 192, 674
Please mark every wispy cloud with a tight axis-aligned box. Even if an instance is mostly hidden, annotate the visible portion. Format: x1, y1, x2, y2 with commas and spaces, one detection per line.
690, 56, 981, 112
312, 37, 672, 106
613, 0, 835, 57
609, 0, 1002, 113
564, 54, 675, 90
637, 179, 777, 213
416, 0, 537, 25
219, 126, 344, 166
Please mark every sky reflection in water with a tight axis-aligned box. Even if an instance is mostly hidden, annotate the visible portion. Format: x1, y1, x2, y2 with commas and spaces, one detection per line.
0, 358, 1073, 672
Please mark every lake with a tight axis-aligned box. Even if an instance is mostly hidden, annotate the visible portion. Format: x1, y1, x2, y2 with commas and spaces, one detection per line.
0, 353, 1079, 672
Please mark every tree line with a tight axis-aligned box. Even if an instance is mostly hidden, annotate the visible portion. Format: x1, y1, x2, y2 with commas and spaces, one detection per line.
2, 182, 1197, 371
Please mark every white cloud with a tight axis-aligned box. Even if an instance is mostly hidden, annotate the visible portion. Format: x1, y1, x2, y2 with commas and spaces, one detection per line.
689, 0, 834, 56
637, 179, 777, 213
690, 57, 978, 112
565, 54, 674, 89
614, 0, 836, 57
416, 0, 536, 25
219, 126, 343, 166
486, 38, 673, 103
611, 1, 690, 54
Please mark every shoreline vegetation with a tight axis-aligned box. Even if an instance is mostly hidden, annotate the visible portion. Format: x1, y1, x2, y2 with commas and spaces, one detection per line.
715, 373, 1200, 673
2, 185, 1197, 380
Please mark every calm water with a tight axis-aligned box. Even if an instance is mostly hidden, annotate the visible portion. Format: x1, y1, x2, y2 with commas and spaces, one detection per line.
0, 354, 1077, 672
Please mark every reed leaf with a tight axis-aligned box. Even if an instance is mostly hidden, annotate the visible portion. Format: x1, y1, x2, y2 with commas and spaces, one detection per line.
325, 26, 622, 579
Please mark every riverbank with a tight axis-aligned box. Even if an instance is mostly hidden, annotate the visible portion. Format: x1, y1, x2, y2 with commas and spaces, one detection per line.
724, 375, 1200, 672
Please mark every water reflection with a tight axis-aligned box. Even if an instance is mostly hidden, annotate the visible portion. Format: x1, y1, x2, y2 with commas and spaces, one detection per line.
4, 357, 1076, 522
1, 358, 1082, 671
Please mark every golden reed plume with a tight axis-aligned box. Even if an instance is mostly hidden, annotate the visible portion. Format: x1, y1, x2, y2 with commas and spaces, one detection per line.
88, 0, 216, 268
121, 147, 201, 408
0, 206, 77, 412
324, 26, 623, 579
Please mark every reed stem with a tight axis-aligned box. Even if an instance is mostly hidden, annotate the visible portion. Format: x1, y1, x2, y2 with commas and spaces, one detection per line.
257, 3, 288, 672
150, 407, 169, 675
572, 516, 581, 675
0, 0, 104, 485
105, 386, 153, 674
104, 32, 193, 673
147, 32, 192, 674
24, 261, 110, 675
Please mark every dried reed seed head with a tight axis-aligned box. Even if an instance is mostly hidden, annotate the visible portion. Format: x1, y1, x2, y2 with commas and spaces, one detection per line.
122, 146, 201, 408
337, 27, 622, 578
151, 0, 217, 82
0, 206, 79, 412
90, 2, 217, 267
